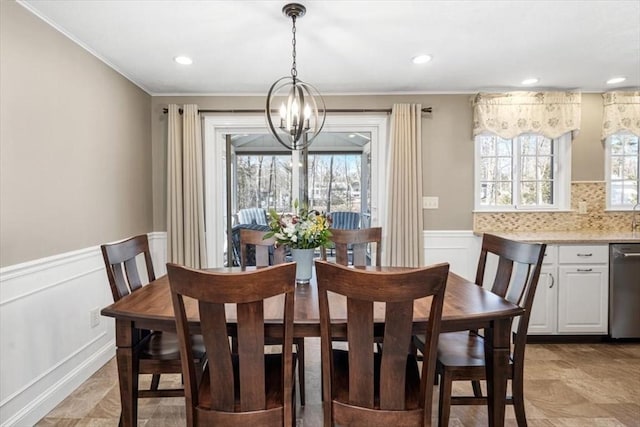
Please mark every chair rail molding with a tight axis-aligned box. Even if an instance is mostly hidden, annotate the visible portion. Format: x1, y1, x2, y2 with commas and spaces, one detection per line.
423, 230, 480, 281
0, 232, 167, 427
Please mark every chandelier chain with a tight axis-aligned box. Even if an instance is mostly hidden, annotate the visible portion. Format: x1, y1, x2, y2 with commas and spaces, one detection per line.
291, 15, 297, 79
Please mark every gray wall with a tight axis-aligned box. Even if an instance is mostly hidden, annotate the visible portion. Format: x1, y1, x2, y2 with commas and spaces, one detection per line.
0, 1, 153, 267
150, 93, 605, 231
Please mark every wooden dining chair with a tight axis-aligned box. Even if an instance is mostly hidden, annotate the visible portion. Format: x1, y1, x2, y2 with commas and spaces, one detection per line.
239, 229, 305, 406
101, 234, 206, 398
315, 260, 449, 427
167, 262, 297, 427
321, 227, 382, 266
413, 233, 546, 427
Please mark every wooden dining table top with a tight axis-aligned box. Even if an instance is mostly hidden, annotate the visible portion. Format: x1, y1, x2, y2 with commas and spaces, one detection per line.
101, 265, 524, 336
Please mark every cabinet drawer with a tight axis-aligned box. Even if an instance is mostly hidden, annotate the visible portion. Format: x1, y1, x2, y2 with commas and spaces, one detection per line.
558, 245, 608, 264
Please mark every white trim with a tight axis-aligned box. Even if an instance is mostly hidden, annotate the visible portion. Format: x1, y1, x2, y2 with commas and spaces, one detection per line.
203, 115, 389, 268
0, 232, 166, 427
0, 267, 103, 306
604, 134, 640, 210
1, 341, 114, 427
473, 133, 572, 212
423, 230, 480, 280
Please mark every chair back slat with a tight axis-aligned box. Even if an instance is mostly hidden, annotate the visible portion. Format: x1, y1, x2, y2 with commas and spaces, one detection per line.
316, 260, 449, 424
167, 262, 296, 426
101, 235, 155, 301
346, 298, 375, 408
124, 257, 144, 292
199, 301, 235, 411
491, 257, 514, 297
240, 228, 285, 268
323, 227, 382, 267
379, 301, 413, 410
237, 301, 266, 411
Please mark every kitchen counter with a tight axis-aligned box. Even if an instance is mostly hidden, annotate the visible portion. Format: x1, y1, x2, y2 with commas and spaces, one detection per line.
474, 230, 640, 244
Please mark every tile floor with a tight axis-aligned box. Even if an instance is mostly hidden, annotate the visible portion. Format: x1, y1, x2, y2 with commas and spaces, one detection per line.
37, 339, 640, 426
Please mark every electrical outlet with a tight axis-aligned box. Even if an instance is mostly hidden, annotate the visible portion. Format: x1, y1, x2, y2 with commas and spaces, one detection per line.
90, 308, 100, 328
422, 196, 439, 209
578, 201, 588, 215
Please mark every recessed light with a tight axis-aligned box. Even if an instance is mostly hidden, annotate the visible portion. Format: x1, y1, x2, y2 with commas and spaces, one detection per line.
521, 78, 539, 85
607, 76, 626, 85
174, 56, 193, 65
412, 54, 432, 64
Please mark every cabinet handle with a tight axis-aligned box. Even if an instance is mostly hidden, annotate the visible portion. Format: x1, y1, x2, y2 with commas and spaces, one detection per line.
548, 272, 555, 289
576, 268, 593, 272
577, 253, 593, 257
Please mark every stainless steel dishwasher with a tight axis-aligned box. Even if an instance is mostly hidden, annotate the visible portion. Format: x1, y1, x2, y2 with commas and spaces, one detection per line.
609, 243, 640, 338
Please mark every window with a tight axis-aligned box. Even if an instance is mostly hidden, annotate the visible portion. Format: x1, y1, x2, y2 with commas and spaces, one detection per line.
606, 133, 639, 209
474, 133, 571, 211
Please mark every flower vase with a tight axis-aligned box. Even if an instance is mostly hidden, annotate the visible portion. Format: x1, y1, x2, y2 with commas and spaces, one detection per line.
291, 248, 315, 285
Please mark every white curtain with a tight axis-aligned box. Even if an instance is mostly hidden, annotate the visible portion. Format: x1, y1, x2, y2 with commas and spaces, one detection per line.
167, 104, 207, 268
384, 104, 423, 267
473, 92, 581, 139
602, 91, 640, 139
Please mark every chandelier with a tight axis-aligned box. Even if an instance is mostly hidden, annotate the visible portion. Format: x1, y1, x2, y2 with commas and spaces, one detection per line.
266, 3, 326, 151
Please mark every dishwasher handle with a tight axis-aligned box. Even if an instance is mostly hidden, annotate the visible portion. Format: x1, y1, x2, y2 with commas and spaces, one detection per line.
622, 253, 640, 258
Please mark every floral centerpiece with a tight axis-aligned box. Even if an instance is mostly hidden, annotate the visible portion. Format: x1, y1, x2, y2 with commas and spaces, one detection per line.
264, 201, 332, 249
265, 201, 331, 284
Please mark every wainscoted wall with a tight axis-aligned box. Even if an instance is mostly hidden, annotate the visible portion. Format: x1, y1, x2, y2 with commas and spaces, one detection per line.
474, 181, 634, 232
0, 233, 167, 427
423, 230, 480, 281
0, 230, 471, 426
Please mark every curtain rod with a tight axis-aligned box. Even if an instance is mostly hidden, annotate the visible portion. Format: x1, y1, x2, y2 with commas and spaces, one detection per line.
162, 107, 432, 114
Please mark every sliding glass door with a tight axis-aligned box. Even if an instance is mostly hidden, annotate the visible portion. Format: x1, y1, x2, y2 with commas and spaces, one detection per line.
204, 115, 388, 267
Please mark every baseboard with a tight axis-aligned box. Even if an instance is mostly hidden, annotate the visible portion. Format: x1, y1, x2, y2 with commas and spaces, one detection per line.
2, 341, 115, 427
526, 335, 609, 344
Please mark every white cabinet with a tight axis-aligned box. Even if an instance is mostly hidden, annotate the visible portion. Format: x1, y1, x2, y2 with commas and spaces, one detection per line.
529, 244, 609, 335
528, 247, 558, 334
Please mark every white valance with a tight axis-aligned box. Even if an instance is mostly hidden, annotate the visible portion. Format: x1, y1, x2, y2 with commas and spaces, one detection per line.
473, 92, 581, 139
601, 91, 640, 140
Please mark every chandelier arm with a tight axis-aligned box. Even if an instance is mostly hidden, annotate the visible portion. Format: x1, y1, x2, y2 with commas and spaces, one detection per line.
266, 3, 323, 151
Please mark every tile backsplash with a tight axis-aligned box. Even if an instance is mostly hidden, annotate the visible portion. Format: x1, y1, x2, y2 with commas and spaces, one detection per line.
473, 182, 635, 232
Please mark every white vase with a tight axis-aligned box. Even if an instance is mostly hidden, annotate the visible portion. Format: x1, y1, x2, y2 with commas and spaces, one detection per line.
291, 248, 315, 284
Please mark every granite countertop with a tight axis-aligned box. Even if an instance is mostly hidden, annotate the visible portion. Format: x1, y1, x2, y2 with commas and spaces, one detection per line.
474, 230, 640, 244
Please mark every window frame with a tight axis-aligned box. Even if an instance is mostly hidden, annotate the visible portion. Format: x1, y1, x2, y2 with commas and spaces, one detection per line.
473, 133, 572, 212
604, 132, 640, 211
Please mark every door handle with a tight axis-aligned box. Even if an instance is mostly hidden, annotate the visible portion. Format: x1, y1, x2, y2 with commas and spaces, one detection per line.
548, 272, 555, 289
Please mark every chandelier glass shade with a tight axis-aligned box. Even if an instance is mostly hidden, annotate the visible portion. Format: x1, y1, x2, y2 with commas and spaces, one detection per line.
265, 3, 325, 151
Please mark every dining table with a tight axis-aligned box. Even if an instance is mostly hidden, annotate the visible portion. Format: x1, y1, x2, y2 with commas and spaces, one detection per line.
101, 265, 524, 427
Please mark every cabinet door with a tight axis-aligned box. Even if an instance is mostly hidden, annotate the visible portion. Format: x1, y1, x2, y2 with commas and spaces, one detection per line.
558, 266, 608, 333
528, 266, 557, 334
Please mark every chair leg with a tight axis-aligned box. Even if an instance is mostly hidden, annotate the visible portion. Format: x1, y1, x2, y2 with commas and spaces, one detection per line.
150, 374, 160, 391
512, 376, 528, 427
471, 380, 483, 397
295, 338, 305, 406
438, 370, 453, 427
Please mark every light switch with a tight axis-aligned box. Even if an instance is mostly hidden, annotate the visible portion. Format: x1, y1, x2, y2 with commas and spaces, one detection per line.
423, 196, 439, 209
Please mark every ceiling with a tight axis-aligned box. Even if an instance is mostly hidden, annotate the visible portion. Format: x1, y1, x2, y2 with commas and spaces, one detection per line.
19, 0, 640, 96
